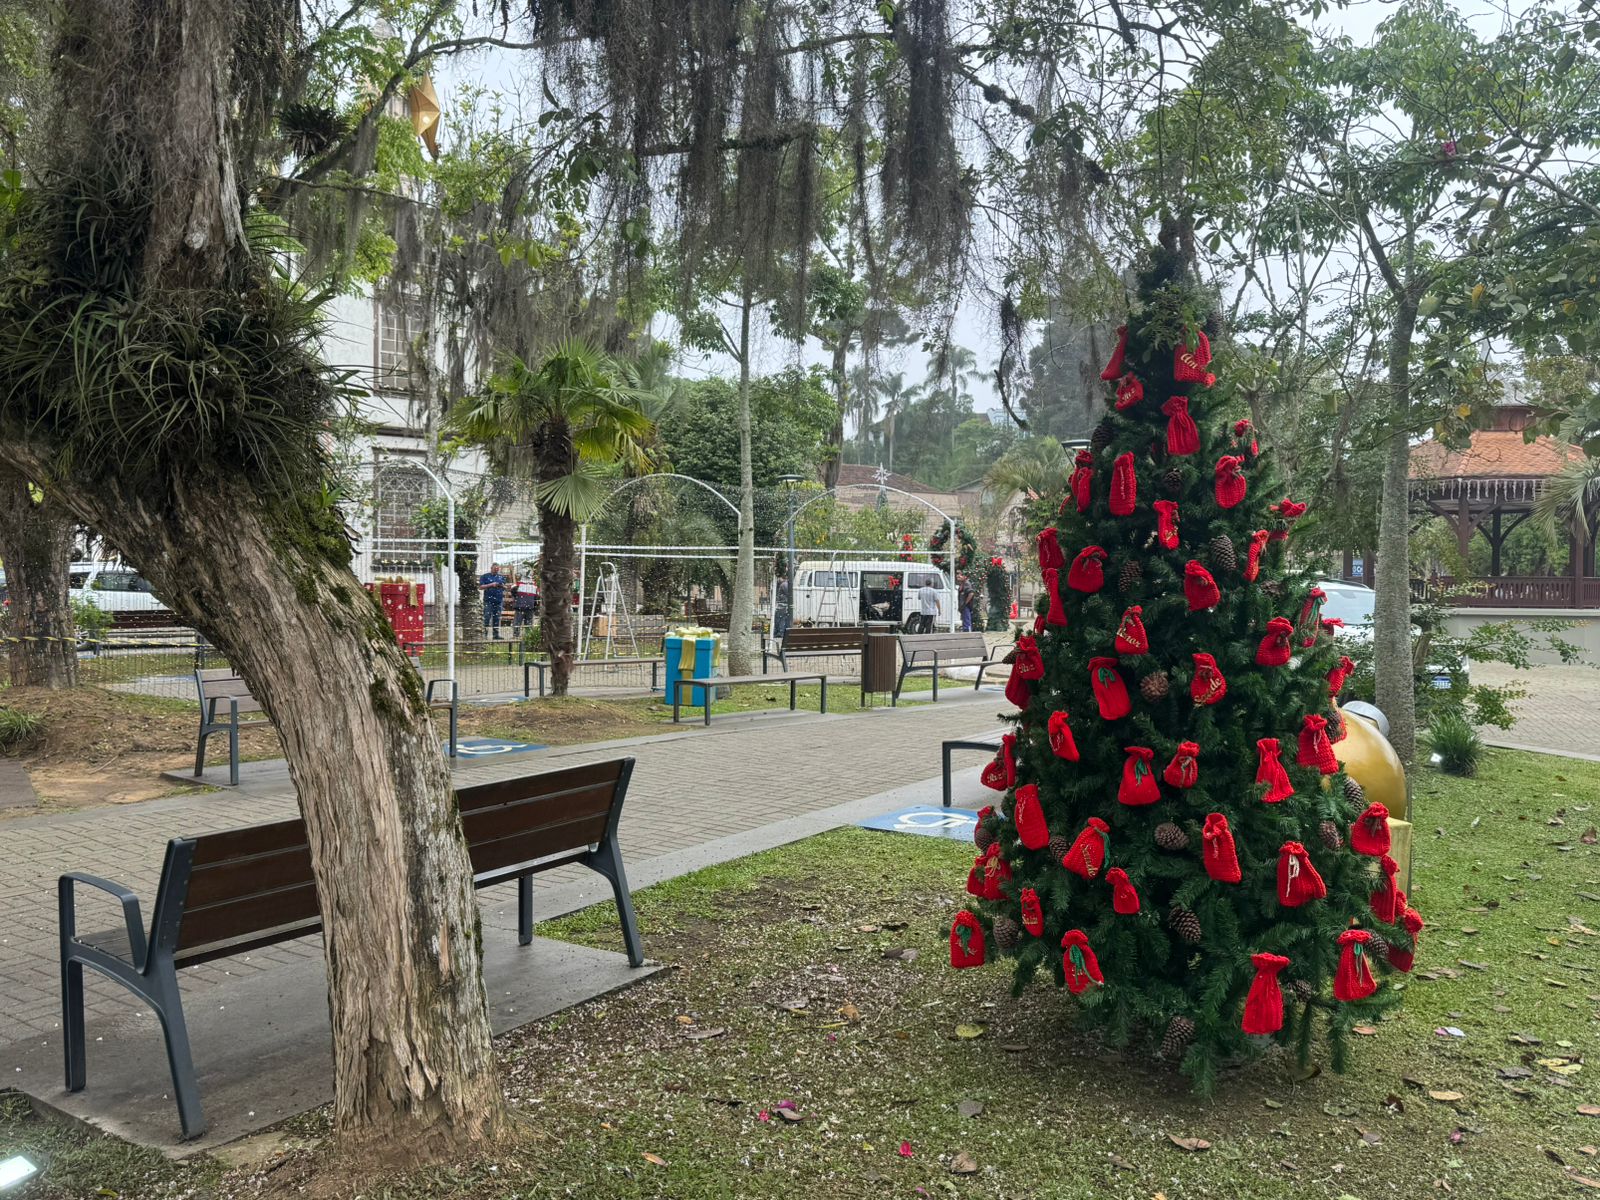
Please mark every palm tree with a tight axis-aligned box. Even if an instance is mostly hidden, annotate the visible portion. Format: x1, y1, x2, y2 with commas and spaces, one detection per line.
1533, 455, 1600, 579
875, 372, 916, 472
451, 338, 653, 695
985, 437, 1070, 539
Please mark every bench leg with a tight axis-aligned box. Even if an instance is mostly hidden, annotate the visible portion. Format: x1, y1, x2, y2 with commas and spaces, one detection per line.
819, 677, 828, 714
227, 702, 240, 788
892, 668, 905, 706
671, 683, 681, 724
932, 666, 939, 702
193, 721, 207, 778
448, 701, 458, 759
703, 685, 712, 727
942, 742, 954, 809
151, 972, 206, 1140
61, 956, 85, 1092
789, 678, 797, 712
523, 663, 531, 700
517, 875, 533, 946
591, 840, 645, 968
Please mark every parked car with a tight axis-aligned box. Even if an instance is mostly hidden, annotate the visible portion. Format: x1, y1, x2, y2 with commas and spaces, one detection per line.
69, 562, 171, 619
1317, 578, 1460, 690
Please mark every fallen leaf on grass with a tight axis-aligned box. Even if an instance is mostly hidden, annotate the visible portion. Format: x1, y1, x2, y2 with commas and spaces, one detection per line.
777, 1108, 804, 1123
643, 1153, 668, 1167
854, 924, 880, 933
675, 1014, 695, 1025
1571, 1173, 1600, 1191
1167, 1134, 1211, 1152
1496, 1066, 1533, 1079
774, 995, 810, 1012
1582, 1146, 1599, 1156
1360, 1130, 1382, 1146
1353, 1024, 1379, 1036
1264, 1098, 1284, 1110
882, 947, 919, 962
1548, 1148, 1570, 1166
949, 1151, 979, 1175
1504, 1084, 1536, 1098
1539, 1058, 1584, 1076
1107, 1152, 1135, 1170
1580, 1105, 1600, 1118
682, 1026, 727, 1041
956, 1100, 984, 1119
1428, 1090, 1465, 1103
1384, 1093, 1407, 1112
1000, 1042, 1029, 1053
838, 1002, 862, 1023
954, 1023, 986, 1039
1509, 1033, 1544, 1046
1324, 1099, 1360, 1119
1583, 828, 1599, 845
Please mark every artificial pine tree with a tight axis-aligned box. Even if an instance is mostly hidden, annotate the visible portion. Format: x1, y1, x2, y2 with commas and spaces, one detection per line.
950, 243, 1422, 1092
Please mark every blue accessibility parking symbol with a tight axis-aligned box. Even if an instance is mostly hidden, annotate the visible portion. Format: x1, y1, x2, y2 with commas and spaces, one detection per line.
858, 805, 980, 841
449, 737, 545, 758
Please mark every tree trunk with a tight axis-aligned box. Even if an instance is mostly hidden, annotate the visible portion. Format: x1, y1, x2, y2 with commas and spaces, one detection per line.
823, 337, 849, 489
0, 467, 77, 688
727, 289, 758, 674
539, 504, 578, 695
1373, 300, 1419, 765
0, 449, 508, 1152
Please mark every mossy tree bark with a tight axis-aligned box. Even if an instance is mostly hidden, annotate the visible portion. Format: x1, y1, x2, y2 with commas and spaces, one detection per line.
0, 466, 77, 688
727, 287, 758, 674
535, 419, 579, 696
1, 0, 508, 1152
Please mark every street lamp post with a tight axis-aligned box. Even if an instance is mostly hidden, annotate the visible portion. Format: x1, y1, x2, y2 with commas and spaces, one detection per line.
776, 474, 802, 638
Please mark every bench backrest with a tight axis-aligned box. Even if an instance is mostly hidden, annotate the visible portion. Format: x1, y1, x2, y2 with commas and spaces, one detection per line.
781, 626, 864, 653
898, 632, 989, 662
169, 759, 633, 960
194, 668, 264, 715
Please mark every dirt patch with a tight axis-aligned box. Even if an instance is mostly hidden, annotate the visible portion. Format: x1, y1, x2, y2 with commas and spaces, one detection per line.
0, 686, 279, 814
454, 694, 666, 746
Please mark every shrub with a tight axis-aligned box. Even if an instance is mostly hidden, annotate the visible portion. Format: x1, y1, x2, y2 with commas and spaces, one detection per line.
0, 706, 45, 755
1426, 712, 1483, 777
71, 597, 113, 641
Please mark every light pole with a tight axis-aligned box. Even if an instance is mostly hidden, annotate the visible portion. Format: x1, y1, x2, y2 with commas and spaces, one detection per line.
776, 474, 802, 638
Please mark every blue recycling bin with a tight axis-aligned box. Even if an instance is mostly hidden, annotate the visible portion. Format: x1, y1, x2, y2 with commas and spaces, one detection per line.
663, 630, 720, 708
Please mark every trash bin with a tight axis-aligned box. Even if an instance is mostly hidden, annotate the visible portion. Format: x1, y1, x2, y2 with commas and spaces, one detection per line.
862, 622, 899, 698
663, 628, 721, 708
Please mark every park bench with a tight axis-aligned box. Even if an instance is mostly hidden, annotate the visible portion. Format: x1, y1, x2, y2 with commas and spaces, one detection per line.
670, 671, 828, 726
57, 758, 644, 1141
941, 735, 1005, 808
523, 656, 665, 697
763, 624, 863, 672
892, 632, 1010, 705
195, 669, 459, 784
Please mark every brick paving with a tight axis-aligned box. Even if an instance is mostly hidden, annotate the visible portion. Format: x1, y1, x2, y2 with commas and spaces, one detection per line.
0, 698, 1003, 1044
1470, 662, 1600, 758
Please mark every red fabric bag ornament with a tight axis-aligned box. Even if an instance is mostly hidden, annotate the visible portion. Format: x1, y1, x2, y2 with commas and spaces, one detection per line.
1320, 617, 1344, 639
1033, 612, 1046, 636
1004, 637, 1044, 709
965, 854, 984, 897
1115, 373, 1145, 411
1114, 606, 1149, 655
1020, 888, 1044, 937
1202, 812, 1242, 883
1162, 395, 1200, 456
1276, 841, 1327, 907
1296, 586, 1326, 647
973, 805, 994, 847
1190, 652, 1227, 706
1060, 929, 1105, 994
1241, 952, 1291, 1035
1107, 867, 1141, 915
1270, 497, 1308, 522
1110, 452, 1138, 515
1334, 929, 1377, 1001
1233, 418, 1259, 456
1037, 526, 1065, 573
1067, 449, 1094, 514
1118, 746, 1160, 806
1067, 546, 1108, 593
1173, 329, 1216, 386
1387, 907, 1424, 972
979, 842, 1011, 900
1243, 529, 1269, 581
1214, 455, 1247, 509
980, 733, 1016, 791
1089, 657, 1132, 720
1013, 783, 1049, 851
1328, 654, 1356, 697
1154, 500, 1180, 549
1254, 737, 1294, 803
1042, 567, 1068, 628
1255, 616, 1295, 666
950, 910, 986, 969
1350, 802, 1392, 857
1047, 710, 1079, 761
1297, 714, 1339, 774
1370, 853, 1403, 923
1185, 560, 1221, 611
1164, 740, 1200, 789
1062, 817, 1110, 880
1100, 324, 1128, 380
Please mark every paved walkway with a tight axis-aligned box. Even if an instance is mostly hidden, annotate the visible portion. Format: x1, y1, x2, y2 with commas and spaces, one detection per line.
1469, 662, 1600, 758
0, 696, 1003, 1044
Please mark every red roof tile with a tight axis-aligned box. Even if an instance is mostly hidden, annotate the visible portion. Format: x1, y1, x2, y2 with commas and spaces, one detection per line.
1410, 431, 1579, 481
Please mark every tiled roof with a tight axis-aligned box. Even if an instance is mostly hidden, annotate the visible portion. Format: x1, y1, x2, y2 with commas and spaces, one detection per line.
1410, 431, 1579, 481
834, 463, 944, 494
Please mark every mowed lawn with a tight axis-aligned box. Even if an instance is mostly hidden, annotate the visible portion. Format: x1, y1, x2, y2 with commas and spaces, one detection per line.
5, 748, 1599, 1198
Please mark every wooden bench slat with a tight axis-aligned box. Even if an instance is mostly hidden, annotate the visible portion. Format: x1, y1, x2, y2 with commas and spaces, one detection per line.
460, 785, 618, 847
185, 843, 314, 907
177, 880, 322, 952
468, 817, 613, 876
189, 817, 307, 866
456, 761, 625, 813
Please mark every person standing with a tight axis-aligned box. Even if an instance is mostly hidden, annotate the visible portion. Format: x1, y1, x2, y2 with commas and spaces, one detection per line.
478, 562, 507, 639
958, 575, 975, 632
511, 569, 539, 635
914, 576, 943, 634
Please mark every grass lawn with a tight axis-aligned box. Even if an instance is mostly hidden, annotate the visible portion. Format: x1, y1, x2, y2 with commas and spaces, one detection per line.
5, 747, 1599, 1198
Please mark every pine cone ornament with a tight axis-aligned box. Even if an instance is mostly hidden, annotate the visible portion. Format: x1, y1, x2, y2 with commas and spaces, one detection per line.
993, 916, 1021, 951
1162, 466, 1184, 495
1203, 309, 1225, 340
1262, 579, 1286, 599
975, 819, 997, 853
1161, 1015, 1196, 1058
1208, 533, 1238, 572
1091, 418, 1116, 452
1118, 559, 1142, 593
1139, 670, 1170, 702
1319, 819, 1343, 852
1169, 905, 1202, 944
1344, 776, 1365, 806
1288, 979, 1315, 1003
1155, 822, 1190, 851
1366, 929, 1389, 959
1048, 833, 1072, 862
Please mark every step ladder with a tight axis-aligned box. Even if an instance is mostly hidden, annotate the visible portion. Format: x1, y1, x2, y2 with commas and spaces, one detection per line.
579, 561, 637, 658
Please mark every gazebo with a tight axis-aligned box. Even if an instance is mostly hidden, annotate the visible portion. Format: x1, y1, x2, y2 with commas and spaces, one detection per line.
1409, 404, 1597, 608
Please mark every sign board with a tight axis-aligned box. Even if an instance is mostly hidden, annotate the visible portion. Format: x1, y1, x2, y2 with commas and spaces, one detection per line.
858, 805, 980, 841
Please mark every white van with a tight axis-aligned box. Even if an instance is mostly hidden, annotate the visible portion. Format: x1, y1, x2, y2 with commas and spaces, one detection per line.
789, 559, 955, 629
69, 562, 170, 620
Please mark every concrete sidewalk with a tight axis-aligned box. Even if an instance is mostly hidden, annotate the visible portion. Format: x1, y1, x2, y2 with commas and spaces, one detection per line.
1, 693, 1006, 1149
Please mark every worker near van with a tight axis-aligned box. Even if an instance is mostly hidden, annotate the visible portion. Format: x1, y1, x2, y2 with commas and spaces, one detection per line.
478, 562, 507, 639
914, 577, 943, 634
957, 574, 975, 632
511, 569, 539, 633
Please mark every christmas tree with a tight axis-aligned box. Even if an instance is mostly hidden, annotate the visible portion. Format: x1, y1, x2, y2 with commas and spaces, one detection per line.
951, 243, 1423, 1092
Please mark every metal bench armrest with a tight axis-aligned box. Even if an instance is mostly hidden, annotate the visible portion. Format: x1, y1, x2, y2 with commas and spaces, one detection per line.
59, 872, 149, 969
426, 678, 459, 705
